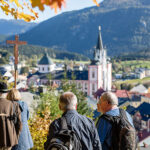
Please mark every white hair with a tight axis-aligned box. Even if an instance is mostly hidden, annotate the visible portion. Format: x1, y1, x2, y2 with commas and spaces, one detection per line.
101, 92, 118, 105
59, 92, 77, 110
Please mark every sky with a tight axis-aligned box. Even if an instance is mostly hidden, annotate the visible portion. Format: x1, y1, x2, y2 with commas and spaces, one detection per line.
0, 0, 103, 23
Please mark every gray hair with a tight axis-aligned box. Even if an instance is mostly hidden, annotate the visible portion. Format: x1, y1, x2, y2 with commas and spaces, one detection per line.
101, 92, 118, 105
59, 92, 77, 110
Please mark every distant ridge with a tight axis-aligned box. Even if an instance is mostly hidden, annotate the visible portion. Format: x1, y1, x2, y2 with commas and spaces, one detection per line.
0, 19, 36, 35
5, 0, 150, 57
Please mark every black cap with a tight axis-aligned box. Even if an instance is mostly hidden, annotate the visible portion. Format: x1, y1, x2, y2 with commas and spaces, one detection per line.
0, 82, 9, 93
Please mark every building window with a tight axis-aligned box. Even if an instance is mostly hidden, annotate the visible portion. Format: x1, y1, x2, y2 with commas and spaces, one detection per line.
78, 83, 81, 88
92, 83, 95, 91
43, 67, 44, 71
85, 83, 87, 90
48, 67, 49, 71
92, 71, 95, 78
39, 67, 40, 71
85, 92, 87, 96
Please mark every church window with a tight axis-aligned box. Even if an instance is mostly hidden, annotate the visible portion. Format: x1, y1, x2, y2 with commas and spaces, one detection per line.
92, 83, 95, 91
92, 92, 95, 95
92, 71, 95, 78
85, 83, 87, 90
78, 83, 81, 88
85, 92, 87, 96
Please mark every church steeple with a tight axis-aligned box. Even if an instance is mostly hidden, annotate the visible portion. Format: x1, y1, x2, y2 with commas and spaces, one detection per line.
91, 26, 105, 65
96, 26, 103, 50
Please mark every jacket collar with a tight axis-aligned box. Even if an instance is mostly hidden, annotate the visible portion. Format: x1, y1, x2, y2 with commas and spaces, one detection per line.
62, 110, 77, 116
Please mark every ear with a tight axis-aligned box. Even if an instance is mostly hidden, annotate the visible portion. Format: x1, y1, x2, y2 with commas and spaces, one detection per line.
106, 101, 110, 106
75, 104, 77, 110
59, 103, 62, 110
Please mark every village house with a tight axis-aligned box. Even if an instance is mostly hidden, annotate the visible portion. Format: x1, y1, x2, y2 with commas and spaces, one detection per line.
131, 102, 150, 147
111, 89, 150, 108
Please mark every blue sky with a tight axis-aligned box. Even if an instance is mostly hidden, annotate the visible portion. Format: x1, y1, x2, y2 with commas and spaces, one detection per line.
0, 0, 102, 22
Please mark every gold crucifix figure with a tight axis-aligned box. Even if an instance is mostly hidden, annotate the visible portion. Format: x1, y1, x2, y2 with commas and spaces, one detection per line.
6, 35, 27, 88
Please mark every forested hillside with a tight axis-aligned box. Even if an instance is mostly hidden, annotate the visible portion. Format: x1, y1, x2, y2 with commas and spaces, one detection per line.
4, 0, 150, 57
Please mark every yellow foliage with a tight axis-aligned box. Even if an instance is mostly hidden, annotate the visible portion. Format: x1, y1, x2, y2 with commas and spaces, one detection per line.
29, 108, 52, 150
93, 0, 100, 6
0, 0, 99, 22
0, 0, 37, 22
10, 0, 23, 9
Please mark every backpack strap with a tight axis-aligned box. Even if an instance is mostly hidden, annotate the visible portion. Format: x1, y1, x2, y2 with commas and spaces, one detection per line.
119, 108, 132, 126
61, 117, 68, 130
119, 108, 128, 120
12, 101, 16, 116
100, 113, 116, 124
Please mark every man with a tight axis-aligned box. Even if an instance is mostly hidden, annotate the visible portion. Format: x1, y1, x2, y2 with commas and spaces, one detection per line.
44, 91, 102, 150
96, 91, 135, 150
0, 82, 22, 150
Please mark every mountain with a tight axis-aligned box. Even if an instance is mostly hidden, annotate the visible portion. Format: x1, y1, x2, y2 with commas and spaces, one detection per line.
6, 0, 150, 57
0, 19, 37, 35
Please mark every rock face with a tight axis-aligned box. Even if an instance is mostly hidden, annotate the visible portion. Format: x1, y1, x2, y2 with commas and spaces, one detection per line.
7, 0, 150, 57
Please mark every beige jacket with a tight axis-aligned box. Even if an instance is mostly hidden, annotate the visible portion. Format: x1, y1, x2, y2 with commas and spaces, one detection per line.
0, 98, 22, 147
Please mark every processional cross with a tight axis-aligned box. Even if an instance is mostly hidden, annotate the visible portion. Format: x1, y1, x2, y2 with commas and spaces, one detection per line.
6, 35, 27, 88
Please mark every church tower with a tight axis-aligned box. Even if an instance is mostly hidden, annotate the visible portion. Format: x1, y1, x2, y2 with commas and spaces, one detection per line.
88, 26, 112, 97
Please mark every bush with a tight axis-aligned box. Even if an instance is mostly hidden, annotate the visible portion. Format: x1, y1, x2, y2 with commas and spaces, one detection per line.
29, 108, 51, 150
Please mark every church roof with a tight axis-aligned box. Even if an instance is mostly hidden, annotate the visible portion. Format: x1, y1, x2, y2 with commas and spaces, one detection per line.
28, 70, 88, 81
38, 53, 53, 65
96, 26, 103, 50
0, 67, 7, 76
55, 70, 88, 80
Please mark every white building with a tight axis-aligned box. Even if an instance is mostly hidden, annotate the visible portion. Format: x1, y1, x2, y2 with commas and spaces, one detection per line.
38, 53, 55, 73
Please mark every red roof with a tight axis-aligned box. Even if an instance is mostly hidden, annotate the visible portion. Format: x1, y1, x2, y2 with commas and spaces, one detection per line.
138, 129, 150, 142
144, 93, 150, 98
115, 90, 129, 98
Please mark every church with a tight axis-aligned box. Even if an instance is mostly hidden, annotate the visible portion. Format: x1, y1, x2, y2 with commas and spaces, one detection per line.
27, 26, 112, 97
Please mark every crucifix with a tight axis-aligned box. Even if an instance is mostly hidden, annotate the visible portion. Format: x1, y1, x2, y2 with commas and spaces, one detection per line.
6, 35, 27, 88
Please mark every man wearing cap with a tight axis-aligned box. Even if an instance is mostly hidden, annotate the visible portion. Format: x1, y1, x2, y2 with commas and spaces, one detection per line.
0, 82, 22, 150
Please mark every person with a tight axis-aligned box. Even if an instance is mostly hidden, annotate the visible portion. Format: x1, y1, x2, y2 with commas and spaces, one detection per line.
7, 88, 33, 150
44, 91, 102, 150
96, 91, 135, 150
0, 82, 22, 150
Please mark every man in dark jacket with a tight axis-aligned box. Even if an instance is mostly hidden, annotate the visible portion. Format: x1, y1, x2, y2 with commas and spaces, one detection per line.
96, 92, 135, 150
0, 82, 22, 150
44, 91, 102, 150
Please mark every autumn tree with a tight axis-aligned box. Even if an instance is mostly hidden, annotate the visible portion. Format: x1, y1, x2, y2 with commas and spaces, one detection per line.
0, 0, 99, 22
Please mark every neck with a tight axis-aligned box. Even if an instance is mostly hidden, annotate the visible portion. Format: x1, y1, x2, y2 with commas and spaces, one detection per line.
63, 108, 76, 113
111, 105, 118, 110
104, 105, 118, 113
